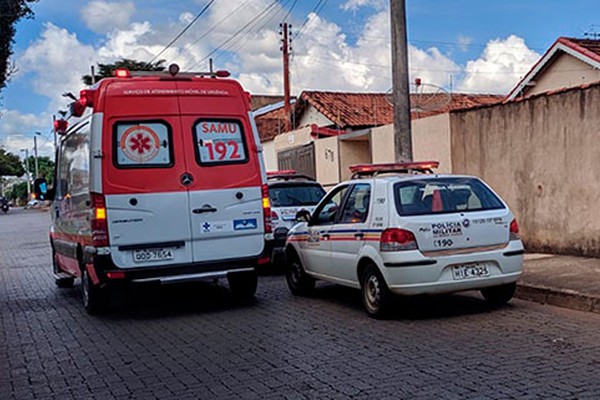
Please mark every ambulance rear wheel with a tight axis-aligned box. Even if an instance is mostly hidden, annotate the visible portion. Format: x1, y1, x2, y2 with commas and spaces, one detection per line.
82, 268, 108, 314
228, 271, 257, 299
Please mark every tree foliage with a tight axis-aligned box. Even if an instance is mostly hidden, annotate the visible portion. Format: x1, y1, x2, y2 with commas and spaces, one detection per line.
0, 148, 25, 177
82, 58, 166, 85
26, 155, 54, 184
0, 0, 38, 91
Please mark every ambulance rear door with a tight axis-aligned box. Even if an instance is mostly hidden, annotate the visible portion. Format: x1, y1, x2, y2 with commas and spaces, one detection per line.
178, 81, 265, 263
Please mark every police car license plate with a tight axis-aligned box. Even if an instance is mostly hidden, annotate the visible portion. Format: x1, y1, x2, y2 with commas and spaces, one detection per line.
452, 263, 489, 280
133, 248, 174, 263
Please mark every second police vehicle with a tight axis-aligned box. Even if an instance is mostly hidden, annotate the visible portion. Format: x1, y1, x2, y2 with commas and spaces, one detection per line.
285, 162, 524, 318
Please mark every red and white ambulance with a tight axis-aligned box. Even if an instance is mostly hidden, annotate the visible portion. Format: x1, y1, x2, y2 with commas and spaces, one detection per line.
48, 65, 271, 313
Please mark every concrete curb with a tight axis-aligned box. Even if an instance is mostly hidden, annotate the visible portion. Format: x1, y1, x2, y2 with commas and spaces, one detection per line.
516, 283, 600, 314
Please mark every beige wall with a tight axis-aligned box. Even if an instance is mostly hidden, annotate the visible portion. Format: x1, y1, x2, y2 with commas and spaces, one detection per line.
262, 140, 277, 172
339, 138, 371, 181
369, 114, 452, 173
451, 84, 600, 257
273, 126, 313, 153
314, 136, 340, 186
525, 53, 600, 97
297, 105, 335, 128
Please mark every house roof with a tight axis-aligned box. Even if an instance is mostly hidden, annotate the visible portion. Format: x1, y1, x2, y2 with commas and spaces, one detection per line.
506, 37, 600, 101
294, 91, 502, 129
250, 95, 285, 111
255, 90, 502, 142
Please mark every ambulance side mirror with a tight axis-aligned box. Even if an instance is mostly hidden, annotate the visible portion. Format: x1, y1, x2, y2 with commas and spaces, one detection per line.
33, 178, 52, 201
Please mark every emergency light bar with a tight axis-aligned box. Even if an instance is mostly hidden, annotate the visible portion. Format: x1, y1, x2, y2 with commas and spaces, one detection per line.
266, 170, 315, 181
266, 170, 296, 177
349, 161, 439, 178
113, 64, 230, 79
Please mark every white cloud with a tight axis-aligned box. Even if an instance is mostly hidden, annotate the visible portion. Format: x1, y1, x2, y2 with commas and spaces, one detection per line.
341, 0, 386, 11
459, 35, 540, 94
81, 1, 135, 34
0, 109, 54, 157
19, 23, 96, 112
457, 35, 473, 52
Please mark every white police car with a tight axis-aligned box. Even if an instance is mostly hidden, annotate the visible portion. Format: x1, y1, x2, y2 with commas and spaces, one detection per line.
265, 170, 326, 265
285, 162, 524, 318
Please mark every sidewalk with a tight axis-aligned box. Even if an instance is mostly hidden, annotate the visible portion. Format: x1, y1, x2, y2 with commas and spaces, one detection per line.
516, 253, 600, 313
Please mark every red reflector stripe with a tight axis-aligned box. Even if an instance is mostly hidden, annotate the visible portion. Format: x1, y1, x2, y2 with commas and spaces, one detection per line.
106, 271, 125, 279
258, 256, 271, 265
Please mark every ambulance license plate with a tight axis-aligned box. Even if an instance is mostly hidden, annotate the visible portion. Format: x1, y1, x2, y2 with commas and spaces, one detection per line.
452, 263, 489, 280
133, 248, 174, 263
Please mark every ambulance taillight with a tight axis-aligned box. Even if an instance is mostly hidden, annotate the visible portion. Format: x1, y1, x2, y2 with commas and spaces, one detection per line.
262, 184, 272, 234
90, 193, 109, 247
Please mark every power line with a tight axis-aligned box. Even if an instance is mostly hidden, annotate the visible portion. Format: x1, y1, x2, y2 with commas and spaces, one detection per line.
225, 0, 294, 56
148, 0, 216, 64
189, 0, 281, 69
282, 0, 299, 23
293, 0, 327, 40
170, 0, 255, 66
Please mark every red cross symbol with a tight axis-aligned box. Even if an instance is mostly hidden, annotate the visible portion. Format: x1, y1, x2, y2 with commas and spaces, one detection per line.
129, 133, 152, 154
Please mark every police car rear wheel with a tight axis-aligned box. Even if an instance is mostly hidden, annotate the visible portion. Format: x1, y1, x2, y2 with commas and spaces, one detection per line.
361, 265, 391, 319
82, 268, 107, 315
286, 254, 315, 296
481, 282, 516, 305
228, 271, 258, 299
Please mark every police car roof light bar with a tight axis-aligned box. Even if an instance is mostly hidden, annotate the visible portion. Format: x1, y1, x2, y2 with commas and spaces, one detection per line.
349, 161, 439, 178
266, 170, 296, 177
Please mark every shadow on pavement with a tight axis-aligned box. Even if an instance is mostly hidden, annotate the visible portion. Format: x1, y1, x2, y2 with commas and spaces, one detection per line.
310, 282, 514, 321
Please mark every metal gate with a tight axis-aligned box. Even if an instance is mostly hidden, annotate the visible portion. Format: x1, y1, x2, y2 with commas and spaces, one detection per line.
277, 143, 316, 179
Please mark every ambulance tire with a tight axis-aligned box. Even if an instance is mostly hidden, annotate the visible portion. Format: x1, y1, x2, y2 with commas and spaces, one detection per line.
82, 268, 108, 315
228, 271, 258, 300
361, 264, 392, 319
481, 282, 516, 305
285, 252, 315, 296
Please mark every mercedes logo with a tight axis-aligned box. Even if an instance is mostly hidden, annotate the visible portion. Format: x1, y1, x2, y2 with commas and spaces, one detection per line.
180, 172, 194, 186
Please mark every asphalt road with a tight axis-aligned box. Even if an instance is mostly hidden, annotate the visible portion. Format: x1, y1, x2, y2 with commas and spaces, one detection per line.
1, 208, 600, 399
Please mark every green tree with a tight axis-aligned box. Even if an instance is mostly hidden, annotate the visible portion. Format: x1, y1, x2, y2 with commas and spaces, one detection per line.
82, 58, 166, 85
0, 148, 25, 177
0, 0, 38, 92
27, 155, 54, 184
6, 181, 27, 204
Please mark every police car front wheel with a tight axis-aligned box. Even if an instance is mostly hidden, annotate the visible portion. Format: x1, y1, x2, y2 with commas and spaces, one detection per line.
285, 253, 315, 296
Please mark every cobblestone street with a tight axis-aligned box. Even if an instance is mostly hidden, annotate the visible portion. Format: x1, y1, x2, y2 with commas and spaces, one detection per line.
2, 209, 600, 399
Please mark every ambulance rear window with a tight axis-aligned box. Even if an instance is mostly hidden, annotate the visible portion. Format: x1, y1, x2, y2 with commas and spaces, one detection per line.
193, 119, 248, 166
113, 121, 173, 168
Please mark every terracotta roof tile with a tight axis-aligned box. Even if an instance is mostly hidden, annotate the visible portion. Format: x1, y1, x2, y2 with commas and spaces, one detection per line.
255, 91, 503, 142
250, 95, 285, 111
560, 37, 600, 63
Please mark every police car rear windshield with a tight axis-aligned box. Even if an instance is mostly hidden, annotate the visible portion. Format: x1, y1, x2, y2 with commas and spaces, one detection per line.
394, 177, 505, 216
269, 184, 326, 207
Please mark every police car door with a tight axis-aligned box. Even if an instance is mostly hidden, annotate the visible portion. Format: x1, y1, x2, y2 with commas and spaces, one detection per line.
328, 183, 372, 284
302, 185, 350, 276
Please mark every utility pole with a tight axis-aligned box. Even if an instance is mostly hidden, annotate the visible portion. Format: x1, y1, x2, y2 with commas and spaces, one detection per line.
21, 149, 31, 201
280, 22, 292, 132
33, 132, 41, 178
390, 0, 413, 162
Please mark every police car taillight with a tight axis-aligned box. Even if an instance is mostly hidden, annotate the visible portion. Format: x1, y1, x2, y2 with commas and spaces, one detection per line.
90, 193, 109, 247
262, 184, 272, 234
509, 218, 520, 240
380, 228, 418, 251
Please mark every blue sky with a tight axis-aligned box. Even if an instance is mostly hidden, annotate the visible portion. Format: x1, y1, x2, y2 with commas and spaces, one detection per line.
2, 0, 599, 156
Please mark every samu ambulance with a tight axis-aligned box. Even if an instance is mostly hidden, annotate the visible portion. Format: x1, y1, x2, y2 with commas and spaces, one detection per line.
47, 65, 272, 314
